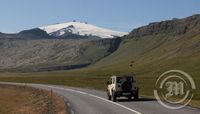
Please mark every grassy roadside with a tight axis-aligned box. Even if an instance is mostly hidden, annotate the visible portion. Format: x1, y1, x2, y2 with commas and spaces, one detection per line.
0, 71, 199, 109
0, 84, 67, 114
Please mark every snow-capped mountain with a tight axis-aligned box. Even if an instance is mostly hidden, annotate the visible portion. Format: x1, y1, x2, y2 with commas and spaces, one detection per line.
39, 21, 127, 38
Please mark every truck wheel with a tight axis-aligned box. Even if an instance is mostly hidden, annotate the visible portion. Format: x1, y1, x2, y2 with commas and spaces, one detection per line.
107, 91, 111, 100
108, 95, 111, 100
128, 96, 132, 101
112, 92, 117, 102
134, 90, 139, 100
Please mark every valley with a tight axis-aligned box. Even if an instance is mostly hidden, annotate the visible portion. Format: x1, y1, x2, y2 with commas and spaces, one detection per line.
0, 14, 200, 108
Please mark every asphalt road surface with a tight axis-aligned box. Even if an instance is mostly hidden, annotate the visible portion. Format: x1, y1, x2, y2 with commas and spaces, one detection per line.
0, 82, 199, 114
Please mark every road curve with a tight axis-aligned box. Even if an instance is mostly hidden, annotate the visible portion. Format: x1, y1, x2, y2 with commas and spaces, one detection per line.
0, 82, 199, 114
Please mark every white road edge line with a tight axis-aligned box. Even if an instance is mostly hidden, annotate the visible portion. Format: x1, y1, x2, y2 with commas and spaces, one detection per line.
45, 85, 141, 114
0, 82, 141, 114
46, 86, 87, 95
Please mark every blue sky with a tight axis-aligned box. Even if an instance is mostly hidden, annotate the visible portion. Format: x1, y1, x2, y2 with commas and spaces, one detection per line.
0, 0, 200, 33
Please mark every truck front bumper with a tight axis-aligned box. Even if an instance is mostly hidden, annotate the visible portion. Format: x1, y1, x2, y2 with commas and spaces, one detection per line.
115, 90, 138, 97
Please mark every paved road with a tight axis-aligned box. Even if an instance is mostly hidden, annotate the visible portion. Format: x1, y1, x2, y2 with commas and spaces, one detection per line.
0, 82, 199, 114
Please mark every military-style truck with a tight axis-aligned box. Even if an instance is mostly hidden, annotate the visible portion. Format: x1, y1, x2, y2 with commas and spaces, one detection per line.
107, 75, 139, 102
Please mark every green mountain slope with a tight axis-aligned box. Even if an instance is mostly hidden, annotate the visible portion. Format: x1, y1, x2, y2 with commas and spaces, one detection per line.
65, 14, 200, 101
76, 14, 200, 75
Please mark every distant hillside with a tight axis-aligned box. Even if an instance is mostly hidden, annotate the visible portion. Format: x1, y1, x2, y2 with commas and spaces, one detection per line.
0, 28, 52, 39
69, 14, 200, 85
127, 14, 200, 38
0, 38, 121, 71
